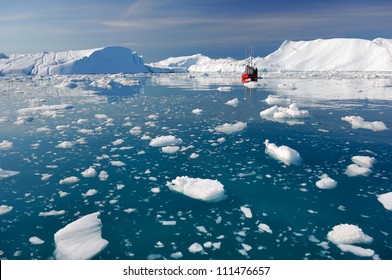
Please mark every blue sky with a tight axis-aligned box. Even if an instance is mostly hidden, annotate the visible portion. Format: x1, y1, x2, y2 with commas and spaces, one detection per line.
1, 0, 392, 62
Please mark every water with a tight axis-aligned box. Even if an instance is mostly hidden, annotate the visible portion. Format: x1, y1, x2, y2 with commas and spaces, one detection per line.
0, 73, 392, 260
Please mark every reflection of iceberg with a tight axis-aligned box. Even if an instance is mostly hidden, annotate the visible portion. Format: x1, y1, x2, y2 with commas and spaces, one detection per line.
0, 169, 20, 180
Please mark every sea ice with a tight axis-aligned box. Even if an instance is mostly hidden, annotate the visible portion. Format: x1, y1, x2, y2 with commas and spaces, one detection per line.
214, 122, 247, 134
225, 98, 239, 107
81, 167, 97, 178
192, 108, 203, 115
258, 223, 273, 234
161, 146, 180, 154
264, 139, 302, 166
260, 104, 309, 123
29, 236, 45, 245
55, 141, 75, 149
38, 210, 65, 216
82, 189, 98, 197
264, 95, 291, 105
149, 136, 183, 147
129, 126, 142, 135
351, 156, 376, 169
341, 116, 388, 131
59, 176, 80, 185
240, 206, 252, 218
376, 192, 392, 211
0, 205, 13, 215
99, 171, 109, 181
0, 140, 13, 150
110, 160, 126, 167
315, 174, 337, 189
337, 244, 375, 257
344, 164, 372, 177
217, 86, 232, 92
0, 169, 20, 180
189, 153, 199, 159
54, 212, 108, 260
112, 139, 124, 146
327, 224, 373, 245
17, 104, 73, 115
188, 242, 203, 253
166, 176, 227, 202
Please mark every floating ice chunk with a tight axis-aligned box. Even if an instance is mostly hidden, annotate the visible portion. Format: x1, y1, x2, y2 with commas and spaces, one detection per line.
327, 224, 373, 245
377, 192, 392, 211
196, 226, 208, 234
0, 140, 13, 150
264, 139, 302, 166
170, 252, 183, 259
56, 141, 75, 149
192, 108, 203, 115
341, 116, 388, 132
149, 136, 183, 147
278, 83, 297, 90
54, 212, 108, 260
151, 187, 160, 193
36, 126, 50, 132
351, 156, 376, 168
124, 208, 137, 213
161, 146, 180, 154
0, 205, 13, 215
217, 137, 226, 143
77, 119, 88, 124
217, 86, 232, 92
29, 236, 45, 245
315, 174, 337, 189
260, 104, 309, 122
82, 189, 98, 197
59, 176, 80, 185
344, 164, 372, 177
188, 242, 203, 253
17, 104, 73, 115
225, 98, 239, 107
264, 95, 291, 105
162, 220, 176, 226
337, 244, 375, 257
240, 206, 252, 218
95, 114, 108, 120
112, 139, 124, 146
129, 126, 142, 135
38, 210, 65, 216
41, 174, 53, 181
189, 153, 199, 159
99, 171, 109, 181
77, 129, 94, 135
81, 167, 97, 178
258, 223, 273, 234
110, 160, 126, 167
59, 191, 70, 198
0, 169, 20, 180
215, 122, 247, 134
166, 176, 227, 202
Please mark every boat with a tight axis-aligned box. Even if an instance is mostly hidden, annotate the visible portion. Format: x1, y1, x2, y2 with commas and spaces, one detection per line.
242, 48, 258, 83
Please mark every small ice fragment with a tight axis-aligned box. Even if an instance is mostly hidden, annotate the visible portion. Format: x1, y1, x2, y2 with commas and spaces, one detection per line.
240, 206, 252, 218
149, 136, 183, 147
225, 98, 239, 107
110, 161, 126, 167
264, 139, 302, 166
337, 244, 375, 257
377, 192, 392, 211
151, 187, 160, 193
55, 141, 74, 149
351, 156, 376, 168
59, 176, 80, 185
315, 174, 337, 189
341, 116, 388, 132
81, 167, 97, 178
99, 171, 109, 181
0, 140, 13, 150
82, 189, 98, 197
344, 164, 372, 177
189, 153, 199, 159
215, 122, 247, 134
161, 146, 180, 154
29, 236, 45, 245
188, 242, 203, 253
0, 205, 13, 215
192, 108, 203, 115
258, 223, 273, 234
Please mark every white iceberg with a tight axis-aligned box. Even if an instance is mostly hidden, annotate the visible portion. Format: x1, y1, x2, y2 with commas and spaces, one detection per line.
240, 206, 252, 218
315, 174, 337, 189
341, 116, 388, 132
327, 224, 373, 245
344, 164, 372, 177
225, 98, 239, 107
0, 140, 13, 150
166, 176, 227, 202
54, 212, 108, 260
258, 223, 273, 234
149, 135, 183, 147
0, 205, 13, 215
161, 146, 180, 154
377, 192, 392, 211
0, 169, 20, 180
264, 139, 302, 166
55, 141, 75, 149
29, 236, 45, 245
351, 156, 376, 169
264, 95, 291, 105
192, 108, 203, 115
81, 167, 97, 178
59, 176, 80, 185
214, 122, 247, 134
260, 104, 309, 124
188, 242, 203, 253
337, 244, 375, 257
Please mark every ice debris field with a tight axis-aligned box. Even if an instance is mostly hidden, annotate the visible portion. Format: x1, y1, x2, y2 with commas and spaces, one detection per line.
1, 38, 392, 260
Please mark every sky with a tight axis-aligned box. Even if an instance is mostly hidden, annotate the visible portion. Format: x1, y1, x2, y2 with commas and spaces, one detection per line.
1, 0, 392, 62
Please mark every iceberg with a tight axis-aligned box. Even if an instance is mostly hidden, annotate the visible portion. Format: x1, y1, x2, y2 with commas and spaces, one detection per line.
166, 176, 227, 202
149, 135, 183, 147
54, 212, 108, 260
341, 116, 388, 132
214, 122, 247, 134
264, 139, 302, 166
327, 224, 373, 245
315, 174, 337, 189
377, 192, 392, 211
0, 169, 20, 180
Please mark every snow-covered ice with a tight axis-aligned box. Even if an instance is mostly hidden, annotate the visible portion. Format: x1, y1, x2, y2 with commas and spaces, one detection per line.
258, 223, 273, 234
192, 108, 203, 115
81, 167, 97, 178
240, 206, 252, 218
341, 116, 388, 132
214, 122, 247, 134
0, 140, 13, 150
59, 176, 80, 185
225, 98, 239, 107
351, 156, 376, 169
260, 104, 309, 123
264, 139, 302, 166
0, 205, 13, 215
149, 136, 183, 147
29, 236, 45, 245
161, 146, 180, 154
376, 192, 392, 211
345, 164, 372, 177
166, 176, 227, 202
315, 174, 337, 189
327, 224, 373, 245
54, 212, 108, 260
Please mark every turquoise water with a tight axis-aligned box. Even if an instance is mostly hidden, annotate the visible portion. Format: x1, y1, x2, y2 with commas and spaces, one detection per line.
0, 73, 392, 260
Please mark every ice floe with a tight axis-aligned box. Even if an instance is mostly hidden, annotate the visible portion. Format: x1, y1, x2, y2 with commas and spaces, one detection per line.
264, 139, 302, 166
149, 136, 183, 147
82, 189, 98, 197
81, 167, 97, 178
341, 116, 388, 131
327, 224, 373, 245
17, 104, 73, 115
260, 104, 309, 124
214, 122, 247, 134
54, 212, 108, 260
0, 140, 13, 150
264, 95, 291, 105
110, 160, 126, 167
0, 205, 13, 215
56, 141, 75, 149
192, 108, 203, 115
376, 192, 392, 211
336, 244, 375, 257
166, 176, 227, 202
225, 98, 239, 107
59, 176, 80, 185
188, 242, 204, 253
258, 223, 273, 234
99, 171, 109, 181
240, 206, 253, 218
0, 169, 20, 180
29, 236, 45, 245
315, 174, 337, 189
345, 156, 375, 177
161, 146, 180, 154
38, 210, 65, 216
351, 156, 376, 169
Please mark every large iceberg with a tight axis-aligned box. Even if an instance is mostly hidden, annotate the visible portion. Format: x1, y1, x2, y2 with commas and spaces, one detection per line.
166, 176, 227, 202
54, 212, 108, 260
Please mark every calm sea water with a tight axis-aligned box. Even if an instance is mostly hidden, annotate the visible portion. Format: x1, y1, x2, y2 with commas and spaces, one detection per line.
0, 73, 391, 260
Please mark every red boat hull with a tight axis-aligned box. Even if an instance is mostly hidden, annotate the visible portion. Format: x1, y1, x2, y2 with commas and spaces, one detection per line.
242, 73, 258, 83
